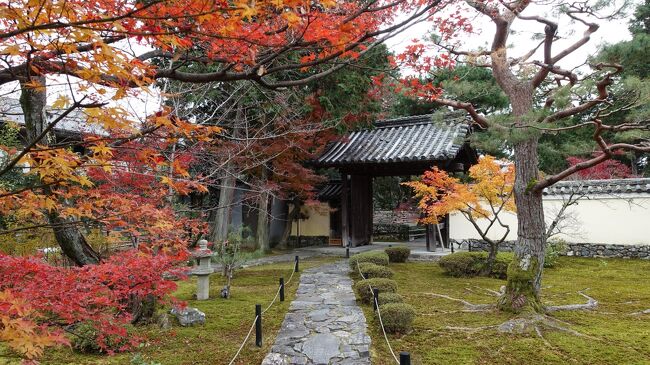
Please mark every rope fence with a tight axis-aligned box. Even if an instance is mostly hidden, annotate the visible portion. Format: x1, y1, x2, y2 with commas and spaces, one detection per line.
226, 256, 299, 365
357, 262, 401, 364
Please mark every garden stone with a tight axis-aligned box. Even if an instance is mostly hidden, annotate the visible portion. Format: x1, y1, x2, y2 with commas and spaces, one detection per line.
170, 307, 205, 326
302, 333, 339, 364
157, 313, 172, 330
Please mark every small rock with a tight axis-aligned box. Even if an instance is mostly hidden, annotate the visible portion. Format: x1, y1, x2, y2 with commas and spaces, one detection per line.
157, 313, 172, 330
170, 307, 206, 326
221, 286, 230, 298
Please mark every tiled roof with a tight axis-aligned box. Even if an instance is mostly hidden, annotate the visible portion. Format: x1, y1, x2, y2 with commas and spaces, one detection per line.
0, 97, 105, 136
316, 113, 470, 166
317, 180, 342, 201
543, 178, 650, 196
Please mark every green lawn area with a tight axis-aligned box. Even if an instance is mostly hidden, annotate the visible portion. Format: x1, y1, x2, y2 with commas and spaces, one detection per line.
0, 257, 335, 365
361, 257, 650, 365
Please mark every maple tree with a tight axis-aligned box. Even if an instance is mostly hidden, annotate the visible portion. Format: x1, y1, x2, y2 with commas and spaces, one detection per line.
405, 155, 515, 274
0, 0, 454, 359
163, 45, 394, 251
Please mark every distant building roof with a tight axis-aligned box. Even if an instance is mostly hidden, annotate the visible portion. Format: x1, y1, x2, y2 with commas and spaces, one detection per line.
0, 97, 104, 136
316, 113, 471, 167
543, 178, 650, 196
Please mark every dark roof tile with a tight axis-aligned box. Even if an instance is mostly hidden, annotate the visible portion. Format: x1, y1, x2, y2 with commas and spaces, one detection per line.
317, 113, 470, 166
543, 178, 650, 196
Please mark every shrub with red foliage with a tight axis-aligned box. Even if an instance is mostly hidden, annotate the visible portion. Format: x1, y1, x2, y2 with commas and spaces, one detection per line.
0, 250, 186, 356
566, 155, 635, 180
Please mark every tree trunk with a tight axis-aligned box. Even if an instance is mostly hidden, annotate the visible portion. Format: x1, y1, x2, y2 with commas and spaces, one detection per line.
19, 78, 100, 266
278, 199, 300, 248
497, 138, 546, 313
209, 174, 236, 244
256, 173, 271, 253
481, 241, 498, 276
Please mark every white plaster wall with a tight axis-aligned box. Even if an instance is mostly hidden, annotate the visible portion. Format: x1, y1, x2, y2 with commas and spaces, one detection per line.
449, 196, 650, 245
290, 203, 330, 236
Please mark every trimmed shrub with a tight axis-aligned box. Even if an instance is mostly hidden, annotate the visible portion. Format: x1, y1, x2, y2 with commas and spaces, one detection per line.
491, 254, 512, 279
358, 262, 394, 279
438, 252, 512, 279
378, 303, 416, 334
378, 292, 403, 305
385, 246, 410, 263
353, 278, 397, 304
349, 251, 389, 270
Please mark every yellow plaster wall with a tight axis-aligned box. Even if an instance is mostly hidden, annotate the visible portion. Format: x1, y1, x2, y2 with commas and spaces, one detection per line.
290, 203, 331, 236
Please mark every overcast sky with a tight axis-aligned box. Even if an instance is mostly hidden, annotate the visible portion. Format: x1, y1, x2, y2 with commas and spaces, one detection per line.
386, 0, 636, 72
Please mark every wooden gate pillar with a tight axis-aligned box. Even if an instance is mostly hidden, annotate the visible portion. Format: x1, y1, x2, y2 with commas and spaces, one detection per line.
349, 175, 372, 246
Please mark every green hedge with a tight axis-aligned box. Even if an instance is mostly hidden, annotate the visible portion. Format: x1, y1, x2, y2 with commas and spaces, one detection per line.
378, 292, 403, 305
353, 278, 397, 304
358, 262, 394, 279
378, 303, 416, 334
349, 251, 389, 270
438, 252, 513, 279
385, 246, 410, 263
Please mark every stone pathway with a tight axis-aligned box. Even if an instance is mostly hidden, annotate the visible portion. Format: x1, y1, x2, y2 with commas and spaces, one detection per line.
261, 260, 371, 365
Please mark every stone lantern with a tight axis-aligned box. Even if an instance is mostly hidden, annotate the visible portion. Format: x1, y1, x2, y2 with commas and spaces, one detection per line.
192, 239, 214, 300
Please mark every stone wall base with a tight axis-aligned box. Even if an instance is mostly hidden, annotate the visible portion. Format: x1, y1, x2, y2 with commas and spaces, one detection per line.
462, 239, 650, 259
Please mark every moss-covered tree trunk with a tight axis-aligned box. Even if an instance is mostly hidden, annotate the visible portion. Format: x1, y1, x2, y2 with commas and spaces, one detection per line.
497, 137, 546, 313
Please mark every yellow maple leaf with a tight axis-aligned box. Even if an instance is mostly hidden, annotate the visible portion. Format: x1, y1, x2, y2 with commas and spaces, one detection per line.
283, 11, 302, 27
321, 0, 336, 8
51, 95, 69, 109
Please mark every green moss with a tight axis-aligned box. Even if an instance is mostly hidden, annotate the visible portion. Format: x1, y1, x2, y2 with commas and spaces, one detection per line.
497, 256, 543, 313
359, 257, 650, 365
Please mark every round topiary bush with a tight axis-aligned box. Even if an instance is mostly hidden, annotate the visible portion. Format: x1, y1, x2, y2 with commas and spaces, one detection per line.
378, 292, 403, 305
385, 246, 410, 263
438, 251, 513, 279
438, 252, 485, 277
358, 262, 394, 279
349, 251, 389, 270
353, 278, 397, 304
378, 302, 416, 334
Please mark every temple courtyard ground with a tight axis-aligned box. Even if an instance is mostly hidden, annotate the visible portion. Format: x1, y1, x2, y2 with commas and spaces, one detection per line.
11, 252, 650, 365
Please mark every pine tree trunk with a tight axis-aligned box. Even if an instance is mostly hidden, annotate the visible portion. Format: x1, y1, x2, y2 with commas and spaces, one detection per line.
497, 138, 546, 313
20, 78, 100, 266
